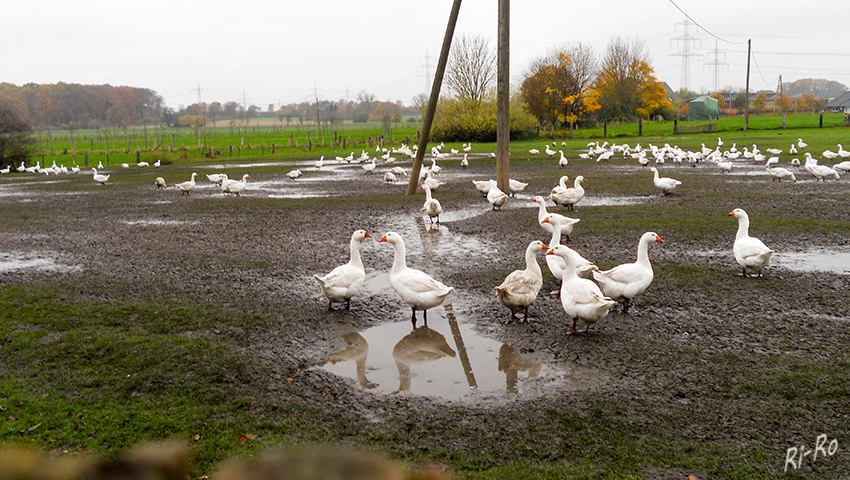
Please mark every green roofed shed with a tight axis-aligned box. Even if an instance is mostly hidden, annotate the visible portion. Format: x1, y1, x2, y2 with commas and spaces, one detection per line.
688, 95, 721, 121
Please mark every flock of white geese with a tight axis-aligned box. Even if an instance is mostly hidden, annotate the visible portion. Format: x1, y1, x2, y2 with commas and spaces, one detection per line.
311, 135, 818, 334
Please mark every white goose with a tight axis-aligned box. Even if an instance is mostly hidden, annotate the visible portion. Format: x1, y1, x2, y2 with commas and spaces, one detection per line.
543, 217, 596, 283
313, 156, 325, 168
532, 196, 580, 241
175, 172, 198, 195
155, 177, 167, 189
473, 179, 492, 196
797, 138, 807, 148
508, 178, 528, 196
286, 169, 303, 179
766, 166, 796, 182
421, 171, 445, 191
837, 144, 850, 158
550, 175, 570, 198
649, 167, 681, 195
460, 153, 469, 168
545, 144, 557, 156
804, 153, 840, 181
592, 232, 664, 314
486, 181, 509, 210
379, 232, 453, 325
90, 168, 110, 185
361, 159, 377, 174
227, 174, 250, 196
314, 230, 372, 310
384, 171, 397, 183
558, 150, 568, 168
206, 173, 226, 185
832, 160, 850, 173
547, 245, 617, 334
495, 240, 548, 321
549, 175, 586, 211
418, 184, 443, 224
728, 208, 773, 277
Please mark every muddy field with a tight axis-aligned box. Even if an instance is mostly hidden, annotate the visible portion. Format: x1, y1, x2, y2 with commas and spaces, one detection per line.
1, 153, 849, 478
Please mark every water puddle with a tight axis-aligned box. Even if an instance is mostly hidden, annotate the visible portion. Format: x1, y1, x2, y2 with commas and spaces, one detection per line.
692, 248, 850, 275
574, 195, 648, 207
319, 303, 592, 400
122, 219, 196, 227
773, 250, 850, 275
0, 251, 81, 273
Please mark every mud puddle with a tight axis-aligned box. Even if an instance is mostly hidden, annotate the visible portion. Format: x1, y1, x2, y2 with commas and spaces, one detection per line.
773, 250, 850, 274
0, 251, 81, 273
319, 301, 592, 400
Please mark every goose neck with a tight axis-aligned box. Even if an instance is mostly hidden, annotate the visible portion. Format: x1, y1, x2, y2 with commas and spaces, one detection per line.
736, 215, 750, 240
349, 237, 364, 268
525, 245, 542, 276
636, 238, 652, 266
390, 240, 408, 272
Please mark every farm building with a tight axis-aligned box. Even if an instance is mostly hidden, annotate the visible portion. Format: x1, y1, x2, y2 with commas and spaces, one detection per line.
825, 91, 850, 114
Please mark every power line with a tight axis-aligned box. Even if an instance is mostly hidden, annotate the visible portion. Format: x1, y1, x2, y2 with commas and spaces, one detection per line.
668, 0, 749, 45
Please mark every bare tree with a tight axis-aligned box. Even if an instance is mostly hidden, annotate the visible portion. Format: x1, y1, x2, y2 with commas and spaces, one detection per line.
445, 34, 496, 106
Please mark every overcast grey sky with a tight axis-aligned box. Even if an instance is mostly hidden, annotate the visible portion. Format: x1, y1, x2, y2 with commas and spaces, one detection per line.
3, 0, 849, 109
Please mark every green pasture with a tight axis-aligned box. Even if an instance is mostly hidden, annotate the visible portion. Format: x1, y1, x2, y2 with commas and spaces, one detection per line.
24, 113, 849, 170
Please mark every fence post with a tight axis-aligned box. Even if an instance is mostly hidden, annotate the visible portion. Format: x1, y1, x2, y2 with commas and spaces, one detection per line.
673, 119, 678, 134
819, 113, 823, 128
603, 122, 607, 138
638, 118, 643, 136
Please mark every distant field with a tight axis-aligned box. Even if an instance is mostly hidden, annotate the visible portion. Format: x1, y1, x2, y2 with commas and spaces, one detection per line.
24, 113, 849, 169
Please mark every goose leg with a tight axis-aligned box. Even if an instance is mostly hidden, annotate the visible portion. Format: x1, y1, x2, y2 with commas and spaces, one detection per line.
569, 318, 578, 335
328, 300, 334, 312
345, 299, 351, 310
622, 299, 630, 315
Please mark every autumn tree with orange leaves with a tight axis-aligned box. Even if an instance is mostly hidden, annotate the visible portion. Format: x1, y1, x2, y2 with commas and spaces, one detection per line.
520, 43, 600, 130
592, 37, 671, 121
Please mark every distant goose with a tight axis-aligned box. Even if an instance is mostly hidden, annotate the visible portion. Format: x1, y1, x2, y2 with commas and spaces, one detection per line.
175, 172, 198, 195
91, 168, 110, 185
649, 167, 681, 195
155, 177, 167, 189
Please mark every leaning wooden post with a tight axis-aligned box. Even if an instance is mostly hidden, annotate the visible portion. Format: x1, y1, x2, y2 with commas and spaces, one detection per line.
495, 0, 510, 195
406, 0, 463, 195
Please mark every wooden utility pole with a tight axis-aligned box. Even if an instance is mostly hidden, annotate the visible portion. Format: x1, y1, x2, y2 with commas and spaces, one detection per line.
406, 0, 463, 195
743, 39, 751, 132
779, 75, 786, 129
496, 0, 510, 194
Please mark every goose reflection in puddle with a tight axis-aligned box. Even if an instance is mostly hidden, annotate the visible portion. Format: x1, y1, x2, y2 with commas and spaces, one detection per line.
414, 215, 444, 249
327, 332, 379, 389
392, 325, 456, 393
498, 344, 542, 394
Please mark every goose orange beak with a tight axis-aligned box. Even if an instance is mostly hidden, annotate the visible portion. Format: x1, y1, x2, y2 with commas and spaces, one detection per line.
656, 236, 665, 243
364, 232, 372, 238
542, 217, 550, 223
541, 243, 549, 250
727, 211, 736, 216
545, 249, 554, 256
378, 235, 388, 242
